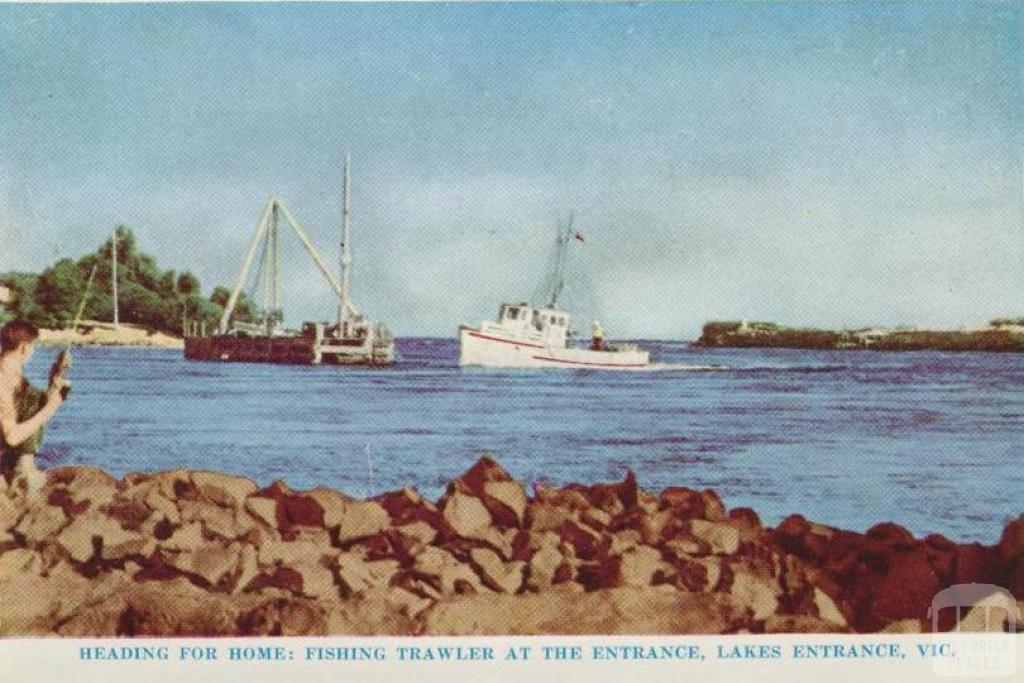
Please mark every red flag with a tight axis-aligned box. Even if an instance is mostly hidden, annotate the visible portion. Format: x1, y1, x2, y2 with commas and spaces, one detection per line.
574, 231, 585, 242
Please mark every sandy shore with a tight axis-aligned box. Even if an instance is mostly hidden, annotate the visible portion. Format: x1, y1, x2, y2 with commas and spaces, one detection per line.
37, 321, 183, 349
0, 457, 1020, 636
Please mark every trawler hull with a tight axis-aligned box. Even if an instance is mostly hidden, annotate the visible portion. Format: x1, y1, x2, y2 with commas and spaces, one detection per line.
458, 326, 649, 370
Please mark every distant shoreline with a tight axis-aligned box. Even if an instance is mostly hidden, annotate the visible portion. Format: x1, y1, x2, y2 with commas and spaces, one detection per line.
695, 320, 1024, 353
36, 321, 184, 349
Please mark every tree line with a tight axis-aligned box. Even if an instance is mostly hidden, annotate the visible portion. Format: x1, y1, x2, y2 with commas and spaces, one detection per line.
0, 226, 258, 336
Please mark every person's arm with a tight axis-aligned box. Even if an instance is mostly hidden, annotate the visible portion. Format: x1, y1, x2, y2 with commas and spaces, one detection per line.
0, 382, 63, 448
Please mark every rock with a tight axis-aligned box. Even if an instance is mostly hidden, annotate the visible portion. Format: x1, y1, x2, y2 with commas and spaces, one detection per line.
245, 566, 304, 594
56, 513, 144, 562
764, 615, 848, 633
161, 522, 205, 552
278, 495, 325, 529
258, 537, 326, 567
997, 514, 1024, 564
179, 499, 246, 539
237, 595, 328, 636
674, 555, 722, 592
661, 487, 706, 519
957, 592, 1019, 632
700, 490, 727, 521
527, 545, 563, 589
102, 578, 241, 635
0, 549, 44, 577
879, 618, 924, 634
869, 550, 939, 629
813, 587, 847, 627
14, 504, 67, 543
442, 492, 492, 541
469, 547, 524, 593
335, 553, 399, 594
618, 546, 664, 587
191, 471, 257, 507
332, 501, 391, 544
396, 521, 437, 545
581, 507, 612, 530
325, 588, 420, 634
422, 588, 745, 635
866, 522, 916, 549
233, 544, 259, 595
526, 503, 576, 532
482, 481, 528, 527
414, 546, 487, 595
690, 519, 740, 555
167, 542, 241, 587
293, 561, 338, 600
731, 568, 779, 620
245, 496, 279, 528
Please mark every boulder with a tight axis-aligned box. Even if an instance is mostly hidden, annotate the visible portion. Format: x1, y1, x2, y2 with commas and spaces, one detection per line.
191, 471, 257, 507
730, 568, 780, 621
482, 481, 528, 527
422, 588, 745, 635
441, 492, 493, 542
527, 545, 563, 589
237, 595, 328, 636
332, 501, 391, 544
245, 496, 279, 528
14, 504, 67, 543
166, 542, 241, 586
618, 546, 664, 587
690, 519, 740, 555
469, 547, 524, 593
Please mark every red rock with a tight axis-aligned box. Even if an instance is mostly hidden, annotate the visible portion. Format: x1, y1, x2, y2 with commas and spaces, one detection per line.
868, 549, 939, 629
954, 543, 998, 585
452, 456, 514, 495
997, 514, 1024, 564
865, 522, 916, 549
245, 566, 304, 594
700, 490, 727, 521
557, 520, 601, 561
729, 507, 762, 528
279, 495, 325, 529
660, 487, 706, 519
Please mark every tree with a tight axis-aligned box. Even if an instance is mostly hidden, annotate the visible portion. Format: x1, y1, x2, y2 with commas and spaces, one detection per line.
35, 259, 85, 327
177, 271, 200, 296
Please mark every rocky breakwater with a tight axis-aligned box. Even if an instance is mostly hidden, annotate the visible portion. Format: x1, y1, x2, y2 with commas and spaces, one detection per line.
1, 458, 1021, 636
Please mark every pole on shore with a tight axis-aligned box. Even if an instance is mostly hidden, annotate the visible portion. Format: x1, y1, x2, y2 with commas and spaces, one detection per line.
112, 228, 120, 330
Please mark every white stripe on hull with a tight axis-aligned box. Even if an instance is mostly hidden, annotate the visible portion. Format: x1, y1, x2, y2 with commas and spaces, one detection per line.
458, 327, 649, 370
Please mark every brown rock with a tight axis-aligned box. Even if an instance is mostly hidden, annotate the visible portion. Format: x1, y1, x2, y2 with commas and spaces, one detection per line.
332, 501, 391, 544
618, 546, 665, 587
763, 615, 848, 633
661, 487, 706, 519
482, 481, 528, 527
441, 491, 493, 541
690, 519, 740, 555
422, 587, 745, 635
526, 503, 576, 532
191, 471, 257, 507
527, 544, 563, 589
245, 496, 279, 528
730, 567, 780, 620
700, 490, 727, 521
167, 542, 241, 587
14, 504, 67, 543
469, 547, 524, 593
237, 595, 328, 636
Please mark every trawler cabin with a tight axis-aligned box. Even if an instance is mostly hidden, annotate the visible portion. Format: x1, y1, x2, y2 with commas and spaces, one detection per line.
489, 303, 570, 348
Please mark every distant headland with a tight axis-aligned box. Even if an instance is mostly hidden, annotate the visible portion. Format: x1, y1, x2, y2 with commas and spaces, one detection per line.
695, 319, 1024, 352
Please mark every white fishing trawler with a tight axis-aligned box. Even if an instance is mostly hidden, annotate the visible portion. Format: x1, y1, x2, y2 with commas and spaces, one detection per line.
458, 217, 650, 370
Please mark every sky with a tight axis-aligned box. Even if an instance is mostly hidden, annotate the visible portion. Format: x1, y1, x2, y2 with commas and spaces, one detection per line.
1, 2, 1021, 338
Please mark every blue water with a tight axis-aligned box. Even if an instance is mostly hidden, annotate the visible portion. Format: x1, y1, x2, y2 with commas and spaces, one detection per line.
25, 340, 1023, 542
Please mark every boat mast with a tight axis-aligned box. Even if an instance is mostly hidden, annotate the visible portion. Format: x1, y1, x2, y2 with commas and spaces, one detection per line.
339, 153, 352, 325
111, 228, 120, 329
547, 211, 573, 309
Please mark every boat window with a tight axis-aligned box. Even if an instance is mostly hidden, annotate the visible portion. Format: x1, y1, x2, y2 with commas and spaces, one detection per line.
505, 307, 519, 320
532, 310, 544, 330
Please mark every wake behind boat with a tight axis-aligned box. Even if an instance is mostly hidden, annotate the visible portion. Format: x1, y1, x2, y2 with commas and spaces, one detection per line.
459, 216, 650, 370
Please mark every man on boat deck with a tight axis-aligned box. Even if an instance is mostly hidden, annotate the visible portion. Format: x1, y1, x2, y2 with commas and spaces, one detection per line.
591, 320, 605, 351
0, 321, 64, 495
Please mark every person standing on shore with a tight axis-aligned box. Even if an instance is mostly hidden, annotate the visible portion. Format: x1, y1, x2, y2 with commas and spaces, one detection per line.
0, 320, 65, 494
